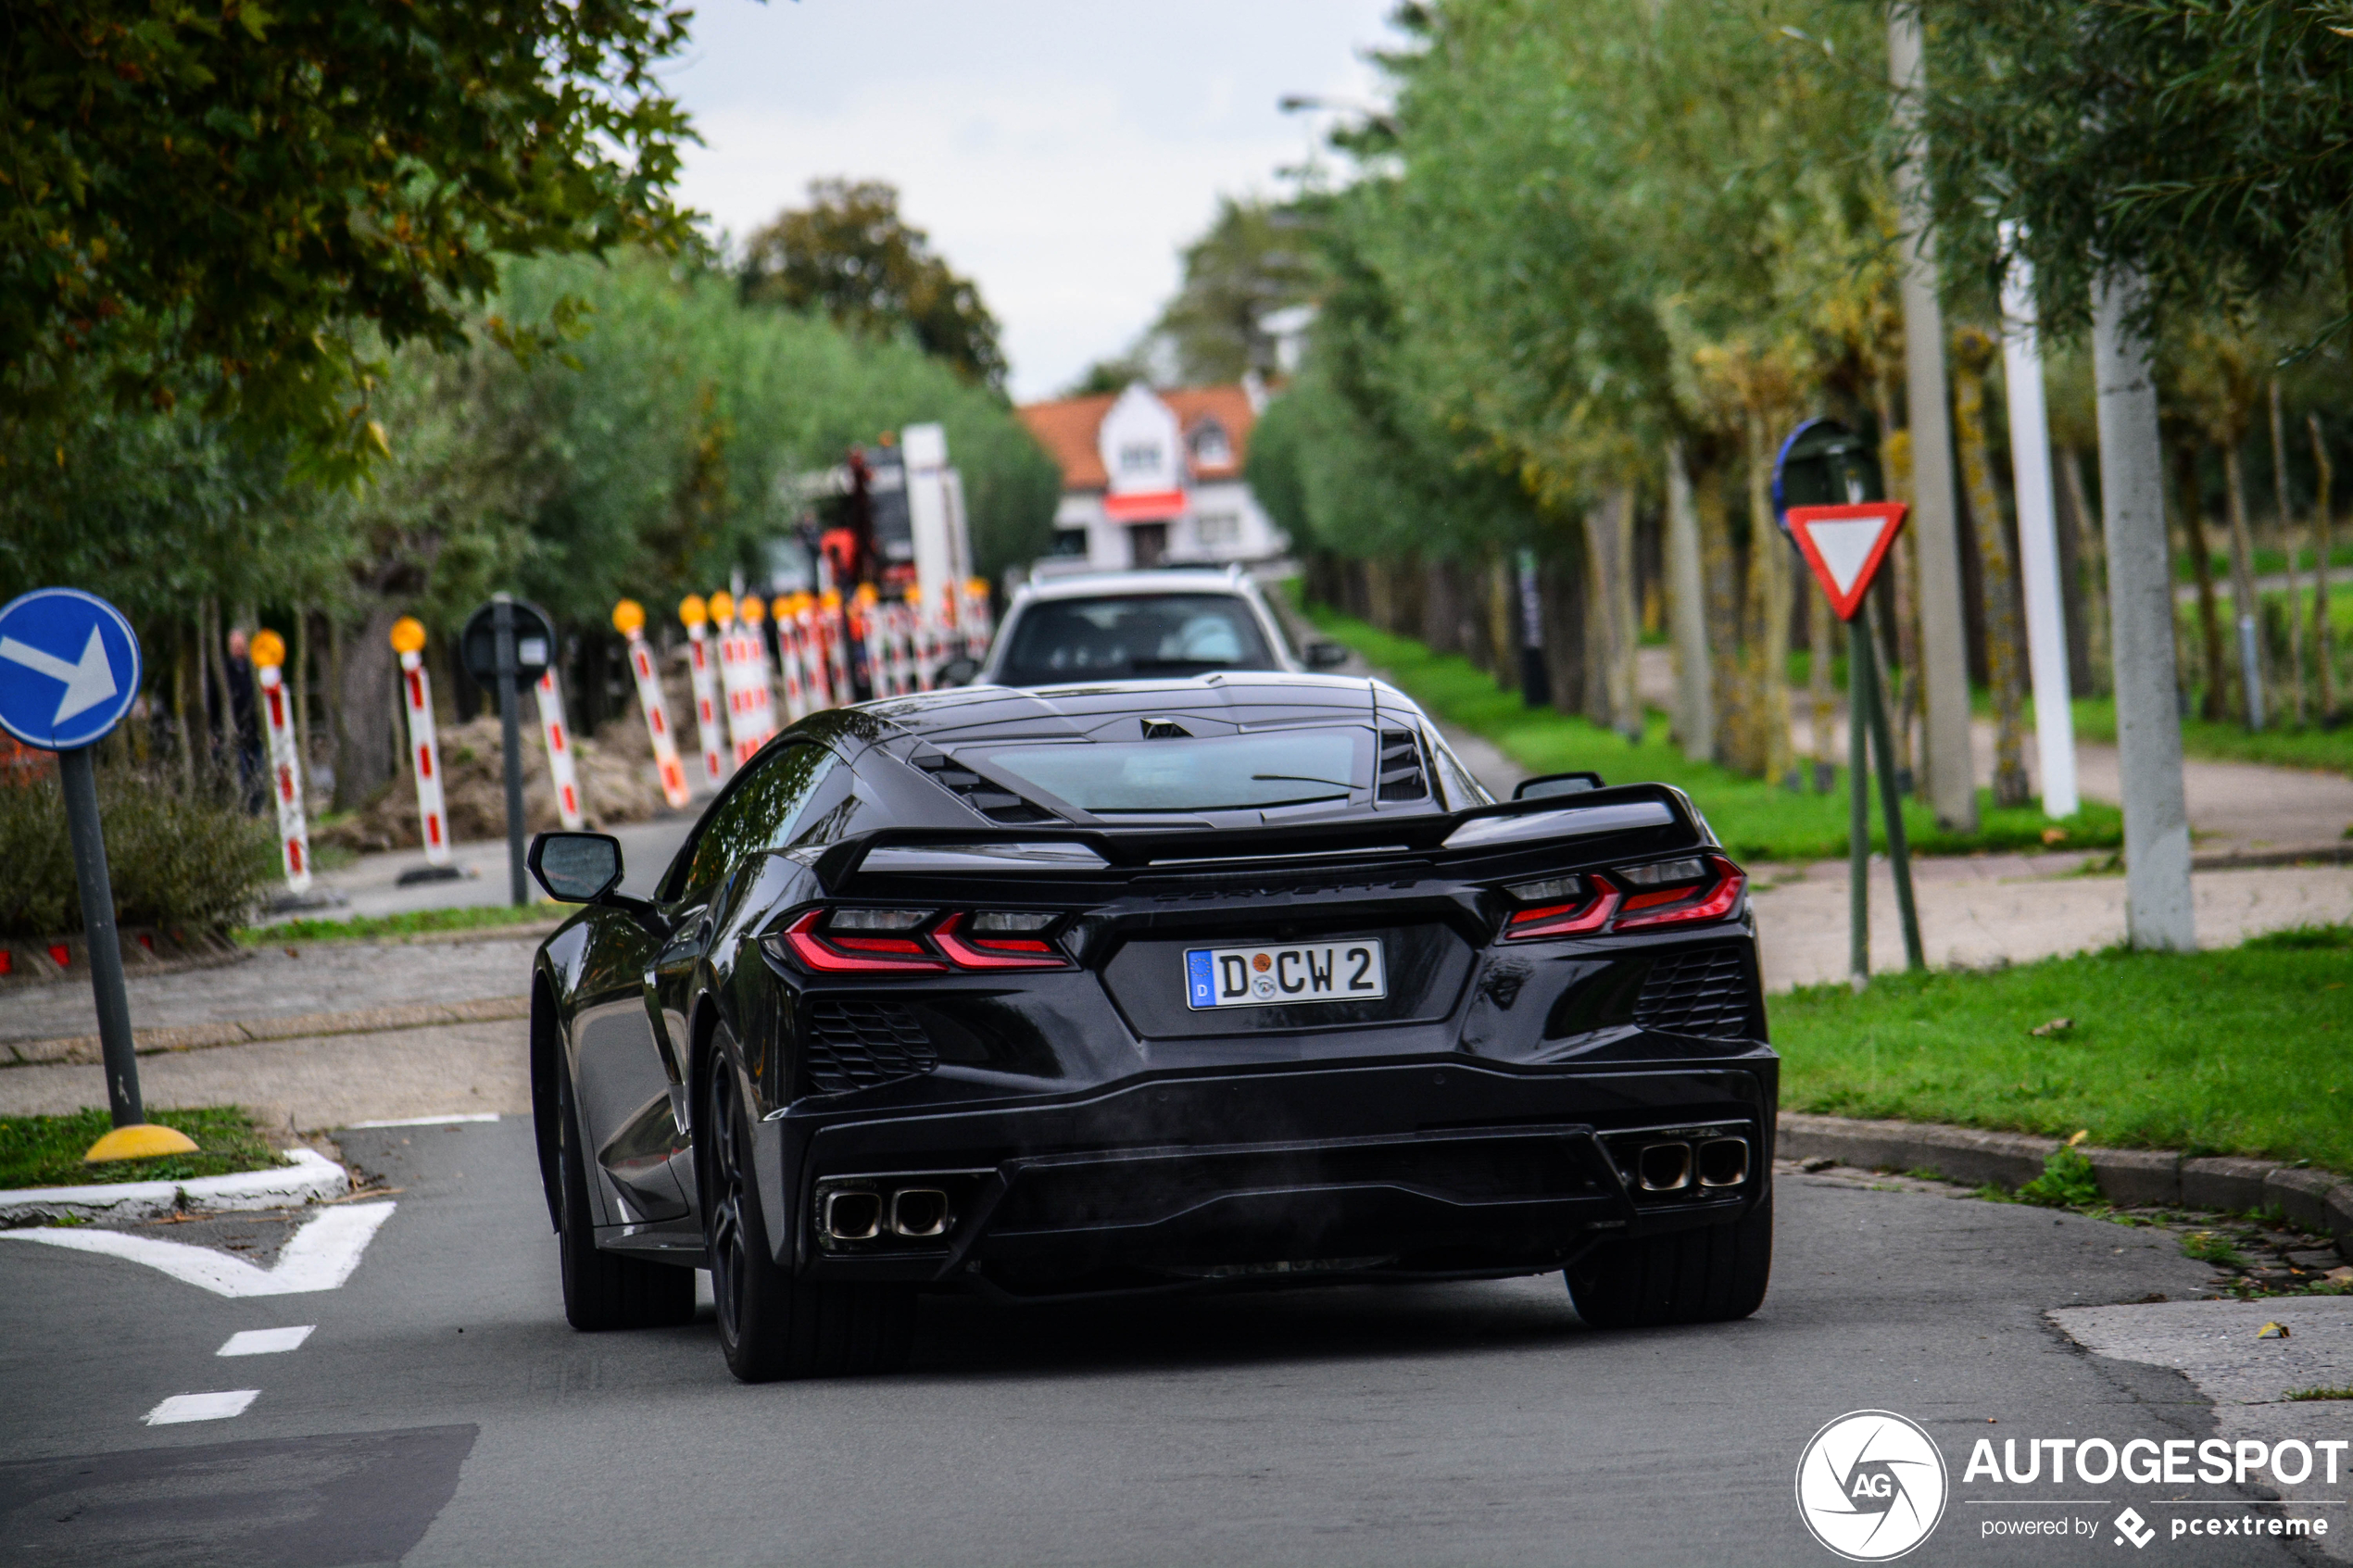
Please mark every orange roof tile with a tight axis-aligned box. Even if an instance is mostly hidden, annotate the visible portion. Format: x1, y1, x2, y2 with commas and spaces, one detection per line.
1016, 383, 1260, 491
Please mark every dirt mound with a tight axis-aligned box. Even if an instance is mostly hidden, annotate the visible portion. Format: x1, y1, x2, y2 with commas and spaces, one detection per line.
321, 711, 667, 855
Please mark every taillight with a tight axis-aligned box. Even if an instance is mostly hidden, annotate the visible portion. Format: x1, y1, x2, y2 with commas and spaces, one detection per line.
932, 911, 1067, 970
768, 909, 1073, 974
1612, 855, 1745, 930
1498, 855, 1744, 939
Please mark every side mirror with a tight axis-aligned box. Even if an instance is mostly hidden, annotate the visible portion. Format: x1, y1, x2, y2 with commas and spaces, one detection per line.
938, 656, 982, 687
529, 832, 623, 903
1514, 771, 1604, 801
1305, 642, 1351, 671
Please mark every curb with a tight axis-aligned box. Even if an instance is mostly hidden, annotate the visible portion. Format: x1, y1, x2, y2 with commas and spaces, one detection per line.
1778, 1112, 2353, 1261
0, 1147, 350, 1225
1, 995, 529, 1069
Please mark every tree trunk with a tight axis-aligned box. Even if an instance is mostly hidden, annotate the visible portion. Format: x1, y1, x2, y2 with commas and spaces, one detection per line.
1664, 443, 1715, 762
2269, 381, 2307, 724
1876, 380, 1920, 789
1743, 409, 1793, 786
1486, 557, 1517, 694
1539, 555, 1586, 722
1425, 560, 1462, 657
334, 603, 402, 810
2175, 445, 2226, 721
1952, 330, 2030, 808
2057, 446, 2109, 696
2221, 443, 2265, 726
2309, 414, 2338, 722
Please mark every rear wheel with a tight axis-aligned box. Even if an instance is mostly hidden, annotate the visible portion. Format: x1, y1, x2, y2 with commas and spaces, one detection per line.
702, 1033, 915, 1382
1566, 1193, 1772, 1329
557, 1071, 696, 1331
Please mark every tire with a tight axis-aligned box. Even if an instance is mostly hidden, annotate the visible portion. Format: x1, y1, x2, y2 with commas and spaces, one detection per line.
1566, 1191, 1773, 1329
701, 1033, 915, 1383
556, 1070, 697, 1331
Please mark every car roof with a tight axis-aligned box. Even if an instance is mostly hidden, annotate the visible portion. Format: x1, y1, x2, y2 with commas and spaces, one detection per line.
855, 672, 1423, 746
1012, 569, 1259, 603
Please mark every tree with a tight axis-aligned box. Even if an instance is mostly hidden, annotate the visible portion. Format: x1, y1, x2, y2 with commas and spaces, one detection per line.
2, 0, 697, 462
1151, 197, 1322, 384
739, 180, 1008, 392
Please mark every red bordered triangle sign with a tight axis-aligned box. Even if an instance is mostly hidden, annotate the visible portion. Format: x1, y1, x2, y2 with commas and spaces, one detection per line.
1786, 502, 1907, 622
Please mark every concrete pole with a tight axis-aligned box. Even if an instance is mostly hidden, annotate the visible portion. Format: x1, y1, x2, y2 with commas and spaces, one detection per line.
1666, 442, 1716, 762
2092, 272, 2196, 951
1887, 5, 1977, 831
1997, 239, 2079, 818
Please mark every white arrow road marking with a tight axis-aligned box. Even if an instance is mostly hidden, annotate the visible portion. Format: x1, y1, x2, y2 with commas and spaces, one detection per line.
0, 625, 120, 724
145, 1390, 258, 1424
0, 1201, 394, 1297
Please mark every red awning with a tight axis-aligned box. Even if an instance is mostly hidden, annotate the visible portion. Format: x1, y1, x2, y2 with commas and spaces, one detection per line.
1102, 489, 1188, 523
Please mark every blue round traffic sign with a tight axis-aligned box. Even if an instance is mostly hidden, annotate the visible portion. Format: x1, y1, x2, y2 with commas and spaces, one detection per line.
0, 588, 144, 751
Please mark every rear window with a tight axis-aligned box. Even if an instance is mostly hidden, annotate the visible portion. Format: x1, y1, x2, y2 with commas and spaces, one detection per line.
975, 731, 1365, 814
996, 594, 1277, 685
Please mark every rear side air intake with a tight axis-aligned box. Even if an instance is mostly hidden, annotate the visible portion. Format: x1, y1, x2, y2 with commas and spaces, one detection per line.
1376, 730, 1428, 802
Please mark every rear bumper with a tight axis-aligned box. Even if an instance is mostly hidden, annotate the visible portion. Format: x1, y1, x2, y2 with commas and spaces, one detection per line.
772, 1053, 1774, 1296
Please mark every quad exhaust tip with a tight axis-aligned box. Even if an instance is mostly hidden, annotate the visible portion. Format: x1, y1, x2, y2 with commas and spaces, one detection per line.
1636, 1142, 1691, 1192
1697, 1136, 1749, 1188
1629, 1134, 1750, 1193
820, 1184, 956, 1243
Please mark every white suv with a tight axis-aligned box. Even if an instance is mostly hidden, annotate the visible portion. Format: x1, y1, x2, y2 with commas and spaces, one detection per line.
965, 567, 1350, 688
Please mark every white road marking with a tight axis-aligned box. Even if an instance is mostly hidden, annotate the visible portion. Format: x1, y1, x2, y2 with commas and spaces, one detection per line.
347, 1113, 500, 1128
145, 1390, 258, 1425
0, 1201, 395, 1298
218, 1325, 315, 1356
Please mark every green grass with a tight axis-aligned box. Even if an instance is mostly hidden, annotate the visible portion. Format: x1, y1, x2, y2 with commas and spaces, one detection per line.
240, 902, 560, 945
2180, 541, 2353, 583
2064, 693, 2353, 780
1772, 924, 2353, 1173
0, 1106, 287, 1190
1310, 606, 2122, 862
2286, 1386, 2353, 1401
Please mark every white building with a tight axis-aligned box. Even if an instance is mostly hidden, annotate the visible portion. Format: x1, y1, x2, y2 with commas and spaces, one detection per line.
1017, 381, 1287, 571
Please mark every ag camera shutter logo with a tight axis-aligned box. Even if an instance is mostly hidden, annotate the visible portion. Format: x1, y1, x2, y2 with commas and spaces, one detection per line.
1795, 1410, 1949, 1561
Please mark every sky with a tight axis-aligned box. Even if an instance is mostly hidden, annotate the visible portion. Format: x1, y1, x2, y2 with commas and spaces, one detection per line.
660, 0, 1403, 403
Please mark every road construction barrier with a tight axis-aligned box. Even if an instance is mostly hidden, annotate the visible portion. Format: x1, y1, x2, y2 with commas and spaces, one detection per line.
678, 595, 727, 789
961, 577, 993, 659
710, 591, 774, 764
612, 599, 690, 809
390, 617, 452, 864
247, 630, 312, 893
535, 667, 585, 829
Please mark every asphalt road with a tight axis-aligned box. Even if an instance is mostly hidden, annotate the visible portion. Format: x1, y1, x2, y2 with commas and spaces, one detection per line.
0, 1122, 2314, 1568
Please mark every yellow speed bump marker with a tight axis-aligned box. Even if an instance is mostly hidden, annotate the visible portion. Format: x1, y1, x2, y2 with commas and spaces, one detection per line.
389, 616, 427, 656
85, 1123, 201, 1163
248, 629, 286, 669
611, 598, 646, 635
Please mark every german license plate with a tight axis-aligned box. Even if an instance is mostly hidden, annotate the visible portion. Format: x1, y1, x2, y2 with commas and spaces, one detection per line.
1183, 939, 1388, 1010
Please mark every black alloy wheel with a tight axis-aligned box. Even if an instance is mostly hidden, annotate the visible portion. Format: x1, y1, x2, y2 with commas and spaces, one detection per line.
556, 1069, 695, 1331
1565, 1191, 1774, 1329
700, 1026, 916, 1382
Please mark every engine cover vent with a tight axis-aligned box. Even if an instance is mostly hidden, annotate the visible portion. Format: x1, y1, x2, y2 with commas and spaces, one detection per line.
913, 749, 1059, 824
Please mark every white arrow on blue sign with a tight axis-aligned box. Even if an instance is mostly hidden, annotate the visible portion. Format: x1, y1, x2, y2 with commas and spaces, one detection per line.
0, 588, 144, 751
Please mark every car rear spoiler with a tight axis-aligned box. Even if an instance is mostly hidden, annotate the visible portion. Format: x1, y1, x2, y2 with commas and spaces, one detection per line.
812, 783, 1708, 893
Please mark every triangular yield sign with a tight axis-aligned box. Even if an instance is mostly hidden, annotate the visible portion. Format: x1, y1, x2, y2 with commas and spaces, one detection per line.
1786, 502, 1907, 622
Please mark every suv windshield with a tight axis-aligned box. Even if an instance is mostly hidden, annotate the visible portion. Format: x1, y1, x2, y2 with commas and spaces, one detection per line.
975, 730, 1364, 814
996, 593, 1277, 685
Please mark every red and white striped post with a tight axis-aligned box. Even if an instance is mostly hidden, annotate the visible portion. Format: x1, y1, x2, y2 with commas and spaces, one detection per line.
961, 577, 994, 659
612, 598, 690, 809
678, 595, 727, 790
821, 590, 852, 707
535, 667, 585, 829
389, 616, 453, 865
247, 630, 311, 893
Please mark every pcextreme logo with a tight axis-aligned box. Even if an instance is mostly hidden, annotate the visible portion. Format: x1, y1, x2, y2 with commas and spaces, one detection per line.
1796, 1410, 1951, 1562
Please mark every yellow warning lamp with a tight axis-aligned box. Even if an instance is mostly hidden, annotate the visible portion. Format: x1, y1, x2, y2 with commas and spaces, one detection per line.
904, 583, 924, 605
853, 583, 879, 607
966, 577, 989, 597
786, 591, 814, 615
820, 588, 842, 610
247, 629, 286, 669
740, 595, 767, 625
389, 616, 428, 655
611, 598, 647, 635
708, 590, 736, 626
679, 594, 709, 630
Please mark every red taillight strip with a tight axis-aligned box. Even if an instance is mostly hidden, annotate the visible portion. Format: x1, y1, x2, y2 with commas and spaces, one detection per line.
1611, 859, 1746, 930
1504, 881, 1621, 940
779, 909, 948, 972
931, 912, 1069, 970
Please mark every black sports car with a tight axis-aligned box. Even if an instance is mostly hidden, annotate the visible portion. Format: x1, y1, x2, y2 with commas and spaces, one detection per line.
525, 673, 1774, 1382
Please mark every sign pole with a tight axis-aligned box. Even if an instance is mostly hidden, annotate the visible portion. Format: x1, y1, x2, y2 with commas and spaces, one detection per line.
1857, 603, 1925, 970
1847, 623, 1871, 990
493, 594, 527, 906
58, 746, 143, 1127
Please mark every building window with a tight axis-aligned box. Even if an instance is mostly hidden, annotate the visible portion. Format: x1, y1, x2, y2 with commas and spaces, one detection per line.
1189, 420, 1231, 469
1195, 512, 1241, 550
1050, 527, 1088, 558
1118, 442, 1163, 474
